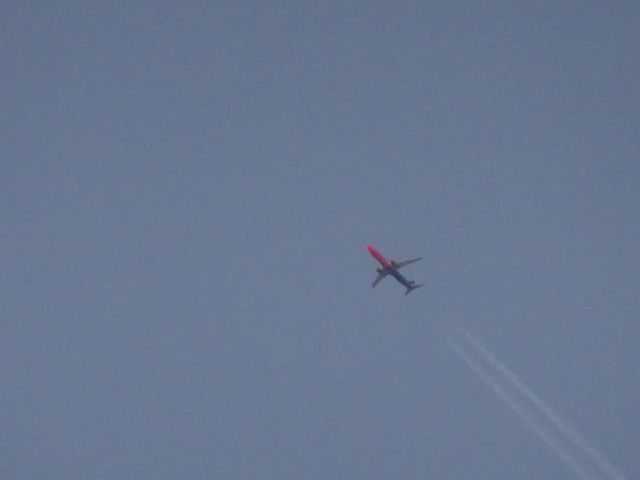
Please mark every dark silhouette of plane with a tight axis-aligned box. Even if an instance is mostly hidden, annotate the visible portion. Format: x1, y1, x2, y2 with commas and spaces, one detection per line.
367, 245, 423, 296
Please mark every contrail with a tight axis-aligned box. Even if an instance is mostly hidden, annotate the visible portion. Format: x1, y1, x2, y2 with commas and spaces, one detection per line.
450, 340, 599, 480
459, 328, 626, 480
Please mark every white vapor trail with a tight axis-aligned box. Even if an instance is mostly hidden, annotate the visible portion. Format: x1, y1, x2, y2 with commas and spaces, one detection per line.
460, 328, 626, 480
450, 341, 598, 480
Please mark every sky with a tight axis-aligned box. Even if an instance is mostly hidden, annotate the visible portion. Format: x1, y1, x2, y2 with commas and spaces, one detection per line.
2, 2, 639, 479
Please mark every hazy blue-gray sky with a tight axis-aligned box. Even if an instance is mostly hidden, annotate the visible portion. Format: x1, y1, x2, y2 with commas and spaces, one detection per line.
3, 2, 639, 479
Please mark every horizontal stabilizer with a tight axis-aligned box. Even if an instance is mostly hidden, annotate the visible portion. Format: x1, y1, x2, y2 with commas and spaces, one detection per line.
404, 283, 424, 296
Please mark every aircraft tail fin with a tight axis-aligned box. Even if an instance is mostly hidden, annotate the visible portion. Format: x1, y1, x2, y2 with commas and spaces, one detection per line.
404, 282, 424, 296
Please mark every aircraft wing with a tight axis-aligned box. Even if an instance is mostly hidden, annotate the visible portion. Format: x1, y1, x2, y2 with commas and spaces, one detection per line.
372, 271, 388, 288
394, 257, 422, 269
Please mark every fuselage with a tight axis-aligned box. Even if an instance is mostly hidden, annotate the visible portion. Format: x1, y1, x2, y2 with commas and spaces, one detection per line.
368, 244, 422, 295
368, 245, 412, 287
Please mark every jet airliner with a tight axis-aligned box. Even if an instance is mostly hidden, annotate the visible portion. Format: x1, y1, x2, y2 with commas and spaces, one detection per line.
367, 245, 423, 296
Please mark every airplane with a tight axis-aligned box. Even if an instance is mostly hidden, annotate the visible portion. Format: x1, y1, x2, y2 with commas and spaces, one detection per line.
367, 245, 423, 296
